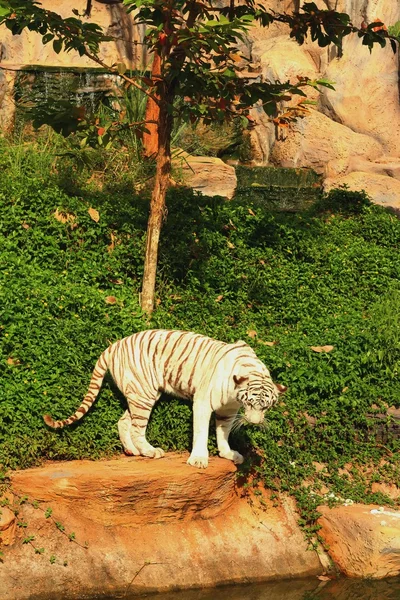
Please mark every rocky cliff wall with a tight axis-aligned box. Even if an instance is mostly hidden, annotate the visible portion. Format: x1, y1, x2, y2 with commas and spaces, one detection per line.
248, 0, 400, 209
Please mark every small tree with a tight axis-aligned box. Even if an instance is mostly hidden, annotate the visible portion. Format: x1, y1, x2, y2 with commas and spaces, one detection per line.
0, 0, 398, 314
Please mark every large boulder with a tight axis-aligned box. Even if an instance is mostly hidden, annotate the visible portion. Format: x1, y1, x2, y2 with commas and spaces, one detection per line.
269, 109, 384, 174
1, 455, 325, 599
0, 494, 16, 546
318, 504, 400, 578
324, 171, 400, 213
252, 36, 320, 89
174, 153, 237, 199
321, 35, 400, 157
0, 70, 16, 131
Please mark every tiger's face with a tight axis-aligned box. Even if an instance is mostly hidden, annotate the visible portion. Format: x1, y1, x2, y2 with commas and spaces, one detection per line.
234, 374, 286, 425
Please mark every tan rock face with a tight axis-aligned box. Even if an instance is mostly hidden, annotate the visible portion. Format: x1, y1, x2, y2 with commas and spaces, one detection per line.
248, 0, 400, 211
270, 110, 383, 174
0, 0, 145, 70
0, 503, 16, 546
321, 36, 400, 157
2, 455, 324, 599
318, 504, 400, 578
252, 36, 320, 89
11, 454, 238, 526
324, 171, 400, 213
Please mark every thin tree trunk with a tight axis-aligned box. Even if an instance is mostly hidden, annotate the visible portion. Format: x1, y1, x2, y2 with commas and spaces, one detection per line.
140, 92, 173, 315
143, 52, 161, 158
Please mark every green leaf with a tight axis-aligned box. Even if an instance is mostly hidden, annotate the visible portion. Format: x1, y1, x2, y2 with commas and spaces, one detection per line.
42, 33, 54, 45
0, 5, 10, 18
53, 38, 63, 54
116, 62, 127, 75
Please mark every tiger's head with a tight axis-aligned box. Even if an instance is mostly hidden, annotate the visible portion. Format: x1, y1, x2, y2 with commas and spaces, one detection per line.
234, 373, 286, 425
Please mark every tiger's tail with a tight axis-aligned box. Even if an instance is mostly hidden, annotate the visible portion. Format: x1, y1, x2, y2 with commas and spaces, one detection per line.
43, 347, 111, 429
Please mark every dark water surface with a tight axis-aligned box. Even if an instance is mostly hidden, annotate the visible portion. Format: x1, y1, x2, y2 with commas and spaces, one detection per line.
99, 577, 400, 600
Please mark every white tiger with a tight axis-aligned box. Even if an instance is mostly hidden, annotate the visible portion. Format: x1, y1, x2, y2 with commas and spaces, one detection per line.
44, 329, 286, 468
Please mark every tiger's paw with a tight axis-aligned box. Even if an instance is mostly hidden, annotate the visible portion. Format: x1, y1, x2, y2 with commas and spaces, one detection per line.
187, 454, 209, 469
219, 450, 244, 465
152, 447, 165, 459
144, 446, 165, 459
123, 443, 141, 456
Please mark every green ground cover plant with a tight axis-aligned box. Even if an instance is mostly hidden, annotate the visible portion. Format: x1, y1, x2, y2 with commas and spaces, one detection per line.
1, 133, 400, 534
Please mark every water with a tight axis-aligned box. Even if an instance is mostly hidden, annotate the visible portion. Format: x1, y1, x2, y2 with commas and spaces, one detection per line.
14, 68, 121, 123
98, 577, 400, 600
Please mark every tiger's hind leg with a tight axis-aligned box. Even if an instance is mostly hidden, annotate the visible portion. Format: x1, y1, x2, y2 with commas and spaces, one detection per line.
118, 410, 140, 456
215, 404, 244, 465
126, 392, 165, 459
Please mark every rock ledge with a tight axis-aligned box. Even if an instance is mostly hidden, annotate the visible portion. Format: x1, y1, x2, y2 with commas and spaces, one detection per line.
1, 454, 323, 599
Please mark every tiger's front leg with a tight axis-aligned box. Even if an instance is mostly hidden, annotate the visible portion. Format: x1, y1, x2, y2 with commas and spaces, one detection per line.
126, 392, 165, 459
187, 400, 212, 469
215, 404, 244, 465
118, 410, 140, 456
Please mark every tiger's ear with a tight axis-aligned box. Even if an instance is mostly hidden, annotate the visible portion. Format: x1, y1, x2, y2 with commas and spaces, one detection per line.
276, 383, 287, 394
233, 375, 249, 387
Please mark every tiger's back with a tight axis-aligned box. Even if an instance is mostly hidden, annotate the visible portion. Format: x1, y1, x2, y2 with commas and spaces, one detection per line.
109, 329, 260, 403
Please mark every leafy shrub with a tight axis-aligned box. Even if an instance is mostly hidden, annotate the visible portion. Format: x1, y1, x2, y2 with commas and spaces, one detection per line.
1, 134, 400, 524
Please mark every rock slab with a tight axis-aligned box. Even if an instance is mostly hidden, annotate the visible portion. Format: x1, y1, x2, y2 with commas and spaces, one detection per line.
174, 153, 237, 199
318, 504, 400, 579
1, 454, 323, 599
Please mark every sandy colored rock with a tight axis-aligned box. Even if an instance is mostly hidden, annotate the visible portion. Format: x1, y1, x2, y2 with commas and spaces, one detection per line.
10, 453, 237, 526
321, 34, 400, 157
325, 156, 400, 181
1, 454, 325, 599
318, 504, 400, 578
0, 0, 145, 70
252, 36, 319, 89
371, 482, 400, 502
324, 171, 400, 213
0, 70, 16, 131
0, 504, 16, 546
270, 110, 383, 174
174, 154, 237, 199
1, 0, 400, 198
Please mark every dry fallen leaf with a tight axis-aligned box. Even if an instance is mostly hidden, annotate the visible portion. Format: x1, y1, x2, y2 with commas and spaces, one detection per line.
88, 207, 100, 223
7, 357, 19, 366
258, 340, 277, 347
248, 208, 256, 216
105, 296, 117, 305
310, 345, 334, 353
107, 232, 116, 253
53, 208, 76, 227
215, 295, 224, 302
22, 222, 30, 229
247, 330, 257, 338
